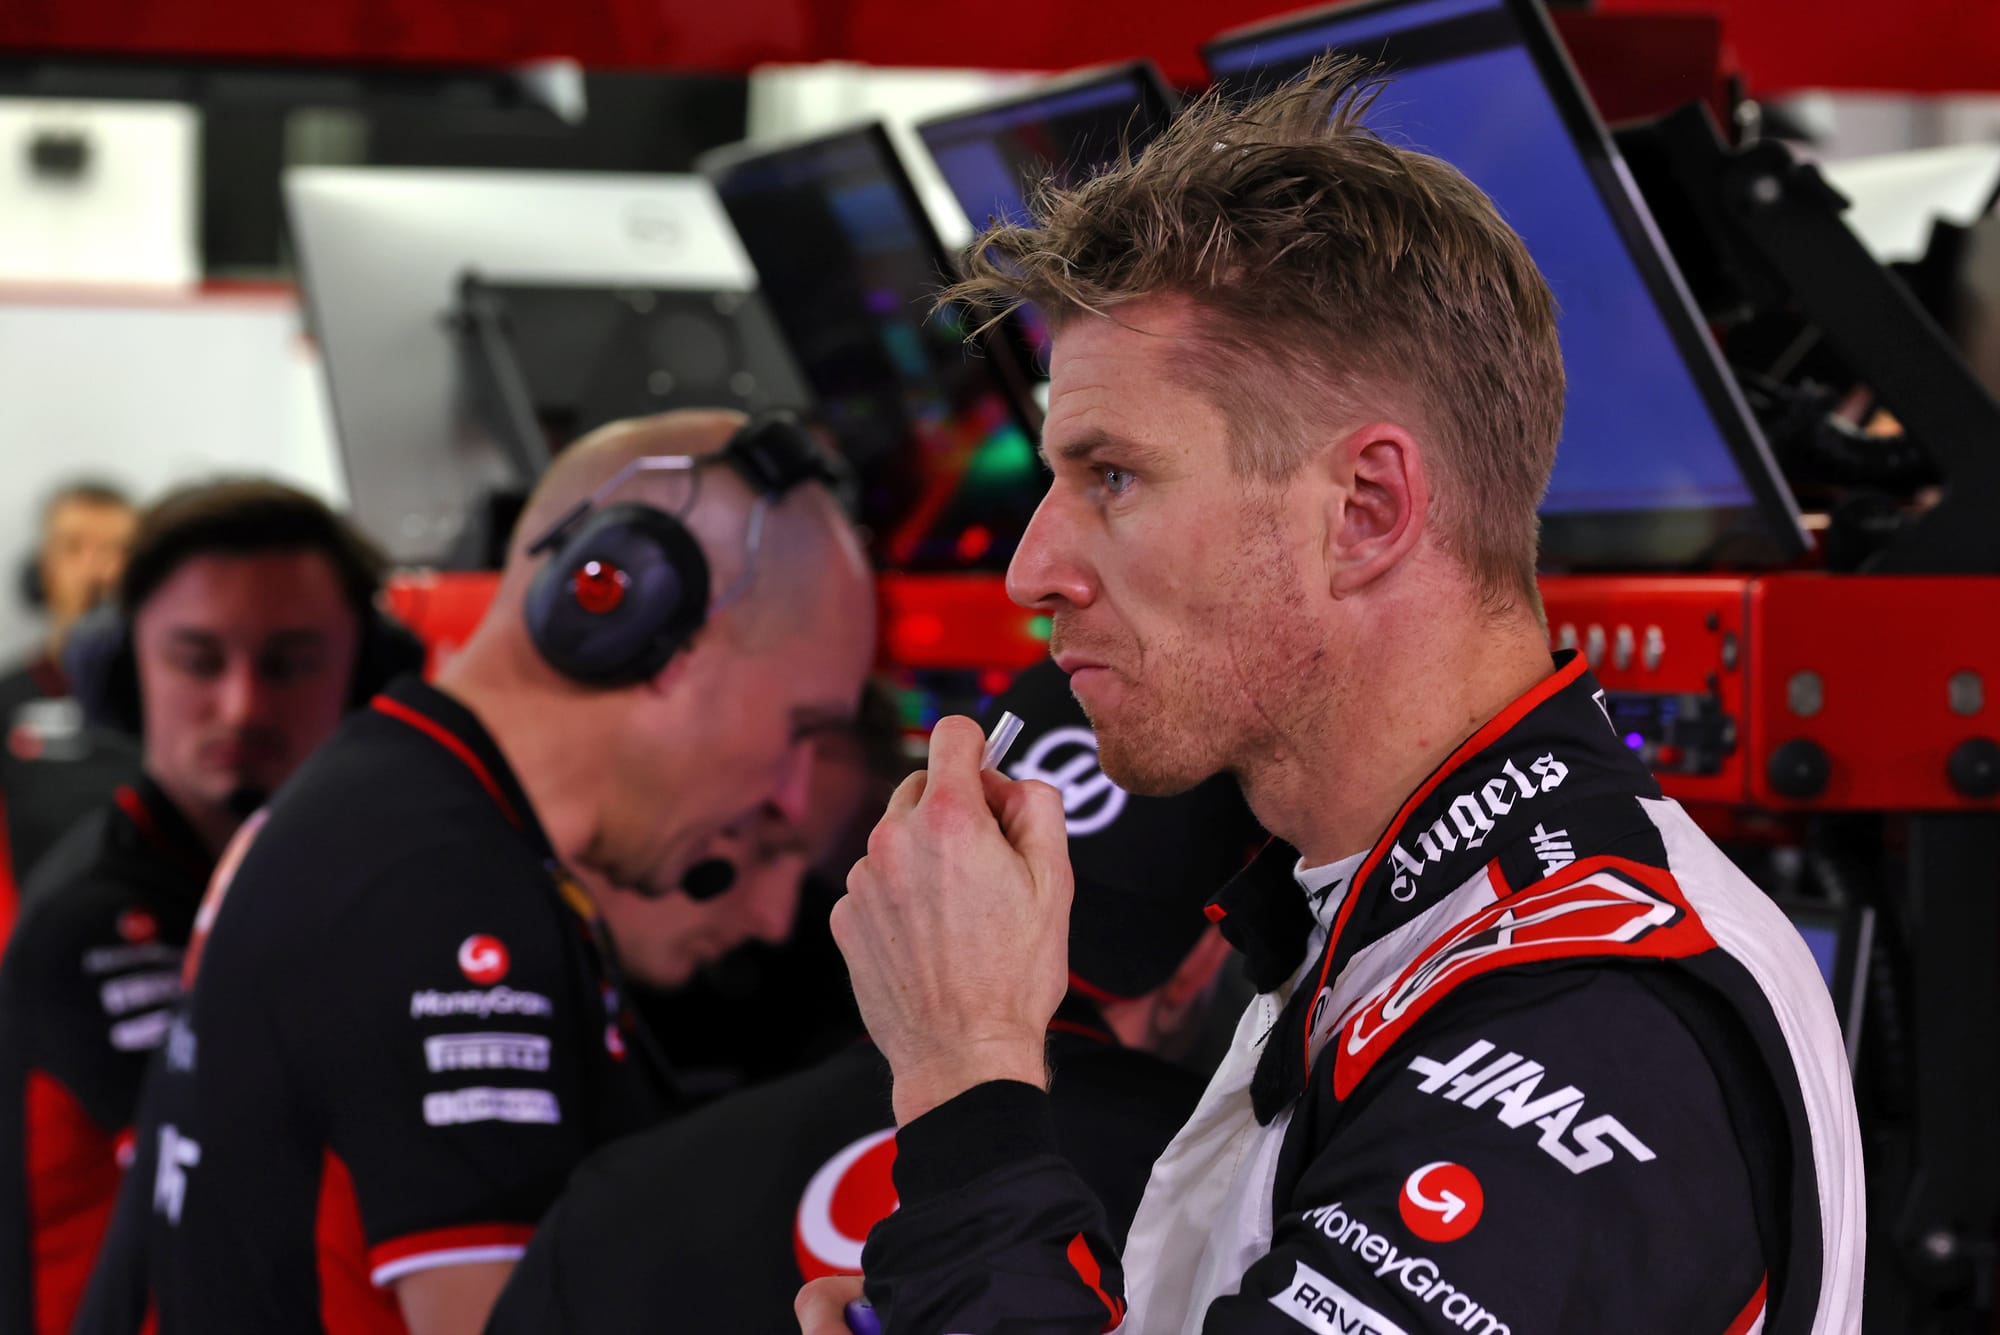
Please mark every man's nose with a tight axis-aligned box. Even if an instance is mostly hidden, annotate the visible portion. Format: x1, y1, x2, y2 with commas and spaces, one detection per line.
1006, 491, 1095, 612
214, 658, 273, 727
768, 739, 816, 830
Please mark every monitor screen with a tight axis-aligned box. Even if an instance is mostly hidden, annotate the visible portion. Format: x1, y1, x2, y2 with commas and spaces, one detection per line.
1788, 913, 1843, 993
919, 64, 1177, 376
1205, 0, 1805, 568
704, 126, 1044, 572
919, 63, 1175, 232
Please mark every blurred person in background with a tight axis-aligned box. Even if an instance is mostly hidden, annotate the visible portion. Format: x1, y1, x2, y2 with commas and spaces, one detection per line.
0, 482, 140, 920
631, 678, 911, 1100
0, 479, 423, 1335
126, 410, 872, 1335
484, 659, 1261, 1334
3, 481, 135, 712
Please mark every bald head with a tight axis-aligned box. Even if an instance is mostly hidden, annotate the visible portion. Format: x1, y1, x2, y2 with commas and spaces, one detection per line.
496, 408, 865, 661
440, 408, 878, 907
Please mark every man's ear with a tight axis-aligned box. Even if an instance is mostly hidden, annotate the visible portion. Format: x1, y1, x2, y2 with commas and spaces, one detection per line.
1319, 421, 1430, 598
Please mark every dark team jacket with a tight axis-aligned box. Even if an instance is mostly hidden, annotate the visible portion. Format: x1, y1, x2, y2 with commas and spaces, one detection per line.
860, 653, 1866, 1335
134, 678, 675, 1334
0, 776, 210, 1335
0, 655, 140, 927
483, 1000, 1204, 1335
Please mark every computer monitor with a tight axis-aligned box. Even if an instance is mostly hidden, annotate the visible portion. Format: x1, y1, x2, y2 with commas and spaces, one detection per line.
703, 124, 1044, 572
918, 61, 1177, 231
286, 167, 805, 564
1776, 898, 1874, 1067
916, 62, 1178, 374
1204, 0, 1808, 569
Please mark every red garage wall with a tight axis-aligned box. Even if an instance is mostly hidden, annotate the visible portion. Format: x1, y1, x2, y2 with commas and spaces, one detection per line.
0, 0, 1983, 98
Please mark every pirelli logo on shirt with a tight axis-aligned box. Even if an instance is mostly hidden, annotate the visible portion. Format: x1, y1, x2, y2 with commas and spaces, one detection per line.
423, 1032, 551, 1073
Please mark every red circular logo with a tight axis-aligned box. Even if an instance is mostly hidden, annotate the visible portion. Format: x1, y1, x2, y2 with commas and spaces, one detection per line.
7, 724, 41, 762
457, 934, 510, 985
572, 561, 629, 615
794, 1129, 899, 1281
117, 909, 158, 944
1398, 1161, 1484, 1244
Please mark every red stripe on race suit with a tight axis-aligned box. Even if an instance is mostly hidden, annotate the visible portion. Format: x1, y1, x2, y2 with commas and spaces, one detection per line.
1724, 1277, 1768, 1335
1329, 855, 1717, 1099
1066, 1232, 1127, 1332
1303, 654, 1590, 1085
23, 1070, 121, 1335
315, 1152, 409, 1335
366, 1222, 537, 1279
0, 787, 17, 946
367, 698, 522, 831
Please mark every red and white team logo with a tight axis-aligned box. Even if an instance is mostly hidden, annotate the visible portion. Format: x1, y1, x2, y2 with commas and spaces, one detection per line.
1399, 1161, 1484, 1244
457, 934, 511, 986
793, 1128, 898, 1281
117, 909, 158, 944
1331, 861, 1715, 1098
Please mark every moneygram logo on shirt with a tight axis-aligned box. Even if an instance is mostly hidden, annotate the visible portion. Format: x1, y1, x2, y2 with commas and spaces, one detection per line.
409, 987, 554, 1020
1008, 726, 1127, 837
1388, 754, 1569, 902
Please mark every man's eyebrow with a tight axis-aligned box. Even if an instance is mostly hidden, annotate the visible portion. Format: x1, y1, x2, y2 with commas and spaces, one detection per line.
789, 705, 857, 737
1037, 428, 1170, 470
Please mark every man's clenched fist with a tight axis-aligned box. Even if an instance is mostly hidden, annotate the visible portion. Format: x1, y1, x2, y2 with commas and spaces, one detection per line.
830, 714, 1074, 1125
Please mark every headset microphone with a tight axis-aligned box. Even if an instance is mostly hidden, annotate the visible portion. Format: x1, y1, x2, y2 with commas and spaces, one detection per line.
679, 857, 738, 902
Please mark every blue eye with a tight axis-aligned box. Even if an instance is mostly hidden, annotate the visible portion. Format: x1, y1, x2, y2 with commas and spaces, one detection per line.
1100, 467, 1136, 496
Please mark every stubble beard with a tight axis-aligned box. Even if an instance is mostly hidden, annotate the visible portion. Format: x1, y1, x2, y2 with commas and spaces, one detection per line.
1079, 500, 1328, 800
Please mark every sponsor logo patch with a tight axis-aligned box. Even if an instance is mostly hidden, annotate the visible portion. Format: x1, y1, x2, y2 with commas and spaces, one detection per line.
1388, 755, 1568, 902
409, 987, 553, 1020
1331, 862, 1713, 1098
1007, 726, 1127, 837
1526, 824, 1574, 877
154, 1125, 201, 1226
100, 970, 181, 1017
166, 1017, 197, 1073
1295, 1202, 1511, 1334
457, 934, 510, 986
423, 1032, 551, 1073
794, 1127, 899, 1281
1407, 1040, 1655, 1174
421, 1086, 561, 1127
110, 1009, 175, 1053
1269, 1260, 1412, 1335
1398, 1162, 1483, 1244
83, 943, 180, 976
117, 909, 158, 944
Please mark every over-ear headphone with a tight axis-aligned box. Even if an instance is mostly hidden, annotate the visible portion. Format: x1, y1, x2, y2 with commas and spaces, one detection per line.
65, 602, 427, 738
522, 414, 849, 688
19, 557, 45, 609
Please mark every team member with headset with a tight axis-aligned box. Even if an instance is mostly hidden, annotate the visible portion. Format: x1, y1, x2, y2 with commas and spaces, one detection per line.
129, 409, 874, 1335
0, 480, 424, 1335
484, 659, 1261, 1334
0, 481, 139, 909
